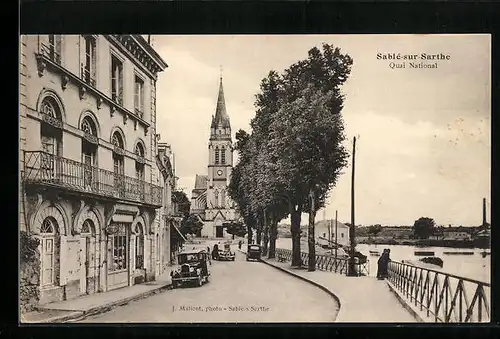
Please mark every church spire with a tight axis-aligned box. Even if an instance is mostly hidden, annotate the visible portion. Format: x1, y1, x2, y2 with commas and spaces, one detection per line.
212, 75, 231, 129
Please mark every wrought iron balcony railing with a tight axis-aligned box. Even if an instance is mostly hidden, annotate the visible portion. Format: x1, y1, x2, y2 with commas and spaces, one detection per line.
387, 260, 490, 323
40, 43, 61, 65
23, 151, 162, 208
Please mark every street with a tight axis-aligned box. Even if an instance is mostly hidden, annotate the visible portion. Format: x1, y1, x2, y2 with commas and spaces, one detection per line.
76, 251, 339, 323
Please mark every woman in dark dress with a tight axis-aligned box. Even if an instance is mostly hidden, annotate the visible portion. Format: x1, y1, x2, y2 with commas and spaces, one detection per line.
377, 249, 391, 279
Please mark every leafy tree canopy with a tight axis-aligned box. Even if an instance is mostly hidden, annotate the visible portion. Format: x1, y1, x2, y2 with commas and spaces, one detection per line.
413, 217, 436, 239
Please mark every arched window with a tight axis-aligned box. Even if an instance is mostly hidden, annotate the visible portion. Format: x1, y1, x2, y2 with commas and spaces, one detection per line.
215, 147, 219, 164
112, 131, 125, 197
214, 190, 219, 208
135, 223, 144, 269
40, 217, 57, 287
221, 146, 226, 164
81, 219, 94, 235
220, 189, 225, 208
81, 116, 98, 188
40, 97, 63, 180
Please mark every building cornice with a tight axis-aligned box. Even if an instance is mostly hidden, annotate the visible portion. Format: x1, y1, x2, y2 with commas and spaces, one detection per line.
105, 35, 167, 80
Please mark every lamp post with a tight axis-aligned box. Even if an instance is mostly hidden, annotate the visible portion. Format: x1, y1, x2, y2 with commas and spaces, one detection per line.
347, 136, 357, 276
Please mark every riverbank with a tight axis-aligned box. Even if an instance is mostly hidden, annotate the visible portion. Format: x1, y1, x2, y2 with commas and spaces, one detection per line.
357, 237, 490, 249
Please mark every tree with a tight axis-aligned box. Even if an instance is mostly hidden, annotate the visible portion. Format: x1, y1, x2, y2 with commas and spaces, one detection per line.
367, 224, 383, 239
172, 190, 190, 217
224, 221, 247, 238
413, 217, 436, 239
180, 214, 204, 236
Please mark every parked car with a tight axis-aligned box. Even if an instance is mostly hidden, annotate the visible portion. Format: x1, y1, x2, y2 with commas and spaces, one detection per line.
171, 250, 210, 288
246, 244, 261, 261
217, 243, 235, 261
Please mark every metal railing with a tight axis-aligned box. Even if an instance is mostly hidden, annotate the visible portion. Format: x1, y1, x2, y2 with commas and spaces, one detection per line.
40, 43, 61, 65
275, 248, 350, 274
23, 151, 162, 207
387, 260, 490, 323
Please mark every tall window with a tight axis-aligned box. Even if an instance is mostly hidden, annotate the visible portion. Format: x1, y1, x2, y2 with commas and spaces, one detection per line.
109, 223, 127, 272
112, 132, 125, 198
135, 223, 144, 269
40, 98, 62, 180
82, 35, 96, 86
134, 75, 144, 116
135, 143, 145, 200
41, 35, 61, 64
40, 218, 57, 286
111, 55, 123, 105
215, 147, 219, 164
220, 189, 225, 208
221, 146, 226, 164
81, 116, 98, 189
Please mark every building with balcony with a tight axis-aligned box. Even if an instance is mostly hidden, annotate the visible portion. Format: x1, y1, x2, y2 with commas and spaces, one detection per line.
19, 35, 168, 306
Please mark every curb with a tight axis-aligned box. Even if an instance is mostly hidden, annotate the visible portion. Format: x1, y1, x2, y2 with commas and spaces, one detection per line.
38, 283, 171, 323
385, 280, 425, 323
237, 250, 341, 322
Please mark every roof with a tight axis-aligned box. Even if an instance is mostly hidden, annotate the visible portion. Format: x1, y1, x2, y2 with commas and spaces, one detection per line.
194, 175, 208, 190
179, 249, 207, 255
211, 77, 231, 129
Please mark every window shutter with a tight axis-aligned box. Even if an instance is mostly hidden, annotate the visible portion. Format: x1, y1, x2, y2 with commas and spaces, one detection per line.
91, 38, 97, 82
59, 235, 68, 286
79, 36, 86, 79
130, 234, 136, 271
118, 65, 123, 104
134, 81, 139, 109
79, 237, 87, 293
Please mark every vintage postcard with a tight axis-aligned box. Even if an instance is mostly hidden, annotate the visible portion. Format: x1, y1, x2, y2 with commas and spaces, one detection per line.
19, 34, 490, 323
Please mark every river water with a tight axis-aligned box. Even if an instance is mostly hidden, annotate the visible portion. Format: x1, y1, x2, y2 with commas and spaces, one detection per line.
275, 238, 491, 284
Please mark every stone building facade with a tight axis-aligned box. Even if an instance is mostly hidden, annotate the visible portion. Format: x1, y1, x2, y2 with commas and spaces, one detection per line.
19, 35, 168, 306
190, 78, 238, 238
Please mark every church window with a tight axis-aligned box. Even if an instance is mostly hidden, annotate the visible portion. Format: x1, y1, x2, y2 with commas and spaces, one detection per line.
220, 189, 225, 207
215, 147, 219, 164
214, 190, 219, 208
221, 146, 226, 164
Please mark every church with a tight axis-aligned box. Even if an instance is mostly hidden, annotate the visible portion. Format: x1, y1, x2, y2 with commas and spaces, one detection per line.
190, 77, 239, 238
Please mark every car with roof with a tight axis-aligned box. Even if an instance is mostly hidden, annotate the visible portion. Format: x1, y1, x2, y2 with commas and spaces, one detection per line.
170, 249, 210, 288
246, 244, 261, 261
216, 243, 235, 261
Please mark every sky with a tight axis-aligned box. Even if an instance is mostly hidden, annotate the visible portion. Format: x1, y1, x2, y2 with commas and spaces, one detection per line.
151, 34, 491, 227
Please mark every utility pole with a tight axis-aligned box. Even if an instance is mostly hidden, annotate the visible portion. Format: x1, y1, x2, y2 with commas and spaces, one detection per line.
348, 136, 357, 276
335, 210, 338, 260
482, 198, 487, 228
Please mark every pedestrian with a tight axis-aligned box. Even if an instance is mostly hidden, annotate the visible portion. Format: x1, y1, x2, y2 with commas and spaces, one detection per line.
377, 249, 391, 280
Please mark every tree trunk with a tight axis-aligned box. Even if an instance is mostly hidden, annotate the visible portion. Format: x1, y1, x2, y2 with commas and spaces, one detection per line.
308, 189, 317, 272
290, 205, 302, 267
256, 216, 262, 246
247, 222, 253, 244
262, 209, 269, 256
268, 213, 277, 259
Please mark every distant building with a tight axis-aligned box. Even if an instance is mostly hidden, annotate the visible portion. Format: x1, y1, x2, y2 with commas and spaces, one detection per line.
315, 220, 350, 247
442, 229, 472, 241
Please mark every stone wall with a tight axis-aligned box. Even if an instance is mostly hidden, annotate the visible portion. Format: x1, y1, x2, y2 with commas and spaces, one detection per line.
20, 231, 40, 313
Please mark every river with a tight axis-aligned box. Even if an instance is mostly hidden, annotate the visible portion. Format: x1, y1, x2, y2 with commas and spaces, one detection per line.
275, 238, 491, 284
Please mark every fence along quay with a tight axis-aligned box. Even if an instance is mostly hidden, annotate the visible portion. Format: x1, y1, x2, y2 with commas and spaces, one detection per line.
387, 260, 490, 323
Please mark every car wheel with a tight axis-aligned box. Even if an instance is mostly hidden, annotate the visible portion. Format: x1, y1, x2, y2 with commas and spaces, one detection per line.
246, 257, 249, 261
172, 282, 177, 289
206, 275, 210, 283
197, 277, 203, 287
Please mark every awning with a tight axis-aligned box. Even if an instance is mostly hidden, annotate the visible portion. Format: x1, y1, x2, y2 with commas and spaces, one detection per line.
172, 224, 187, 242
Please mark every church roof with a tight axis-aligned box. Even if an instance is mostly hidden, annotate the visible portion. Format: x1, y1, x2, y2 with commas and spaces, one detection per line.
194, 175, 209, 190
211, 77, 231, 129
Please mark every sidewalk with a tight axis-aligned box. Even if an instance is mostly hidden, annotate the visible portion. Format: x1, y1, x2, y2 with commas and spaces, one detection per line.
239, 248, 418, 323
21, 271, 172, 324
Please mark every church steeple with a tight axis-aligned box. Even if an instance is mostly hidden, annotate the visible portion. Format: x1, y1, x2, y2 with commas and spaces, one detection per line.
211, 76, 231, 130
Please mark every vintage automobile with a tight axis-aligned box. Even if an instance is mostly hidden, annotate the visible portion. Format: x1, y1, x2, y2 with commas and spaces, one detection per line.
216, 243, 236, 261
246, 244, 261, 261
170, 250, 210, 288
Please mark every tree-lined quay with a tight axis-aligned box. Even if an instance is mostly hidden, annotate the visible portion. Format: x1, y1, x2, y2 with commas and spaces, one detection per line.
228, 44, 353, 271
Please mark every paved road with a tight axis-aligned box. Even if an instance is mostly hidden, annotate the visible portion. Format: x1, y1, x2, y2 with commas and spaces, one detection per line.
76, 249, 339, 323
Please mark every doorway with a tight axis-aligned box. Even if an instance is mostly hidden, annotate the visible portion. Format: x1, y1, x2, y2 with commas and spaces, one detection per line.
216, 226, 223, 238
